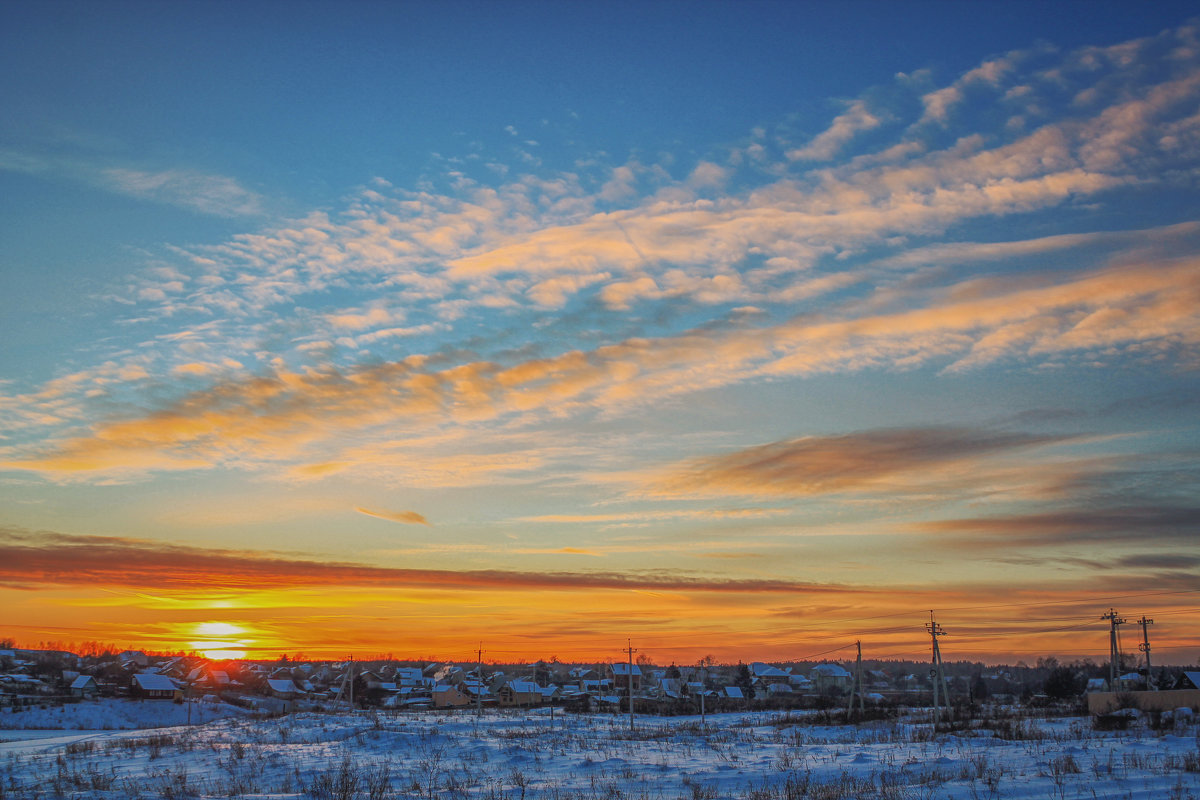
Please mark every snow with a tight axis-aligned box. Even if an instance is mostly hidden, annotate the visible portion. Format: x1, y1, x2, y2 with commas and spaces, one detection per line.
0, 698, 248, 730
0, 702, 1197, 799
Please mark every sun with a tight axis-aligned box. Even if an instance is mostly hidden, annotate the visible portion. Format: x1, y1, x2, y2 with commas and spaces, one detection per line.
189, 621, 253, 660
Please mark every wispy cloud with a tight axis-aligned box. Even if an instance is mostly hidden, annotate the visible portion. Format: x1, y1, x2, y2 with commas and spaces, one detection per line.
0, 529, 849, 594
355, 507, 430, 526
100, 167, 263, 217
645, 428, 1074, 499
0, 149, 263, 217
918, 505, 1200, 548
3, 22, 1200, 489
787, 100, 883, 161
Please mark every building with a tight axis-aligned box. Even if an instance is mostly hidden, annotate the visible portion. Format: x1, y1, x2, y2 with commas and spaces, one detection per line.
606, 662, 642, 692
809, 663, 852, 692
131, 673, 178, 700
432, 684, 472, 708
499, 679, 542, 707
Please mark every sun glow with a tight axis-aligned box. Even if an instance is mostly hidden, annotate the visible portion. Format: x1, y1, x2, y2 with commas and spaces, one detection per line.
189, 621, 253, 659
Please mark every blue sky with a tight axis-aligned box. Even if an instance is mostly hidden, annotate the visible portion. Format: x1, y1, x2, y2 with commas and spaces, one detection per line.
1, 1, 1199, 662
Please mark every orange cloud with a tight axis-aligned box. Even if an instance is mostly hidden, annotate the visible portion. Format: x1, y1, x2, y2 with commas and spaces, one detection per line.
0, 529, 849, 595
355, 507, 430, 526
648, 428, 1073, 498
7, 251, 1197, 481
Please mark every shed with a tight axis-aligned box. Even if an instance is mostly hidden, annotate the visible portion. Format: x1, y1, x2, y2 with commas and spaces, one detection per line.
70, 674, 98, 698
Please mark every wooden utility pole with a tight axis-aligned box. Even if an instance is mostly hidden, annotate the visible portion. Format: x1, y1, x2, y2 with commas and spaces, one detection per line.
1137, 616, 1155, 689
846, 640, 865, 719
1102, 609, 1126, 690
624, 640, 637, 732
699, 663, 706, 727
926, 612, 951, 728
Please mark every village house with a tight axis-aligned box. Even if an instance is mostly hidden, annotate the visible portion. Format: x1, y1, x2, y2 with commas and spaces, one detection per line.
131, 672, 178, 700
750, 662, 791, 685
606, 662, 642, 692
498, 679, 542, 707
432, 684, 472, 708
186, 665, 232, 691
809, 663, 852, 692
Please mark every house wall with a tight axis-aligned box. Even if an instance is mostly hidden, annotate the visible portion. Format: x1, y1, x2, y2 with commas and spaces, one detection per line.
433, 689, 470, 708
1087, 689, 1200, 714
501, 690, 541, 707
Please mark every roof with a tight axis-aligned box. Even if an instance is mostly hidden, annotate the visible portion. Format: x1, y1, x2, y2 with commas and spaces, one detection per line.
611, 663, 642, 676
1179, 672, 1200, 689
507, 680, 540, 693
133, 673, 177, 691
724, 686, 744, 699
811, 663, 851, 678
266, 679, 298, 693
70, 675, 96, 689
751, 662, 789, 678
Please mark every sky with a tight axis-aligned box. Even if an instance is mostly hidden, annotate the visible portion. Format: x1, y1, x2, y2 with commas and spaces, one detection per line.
1, 0, 1199, 667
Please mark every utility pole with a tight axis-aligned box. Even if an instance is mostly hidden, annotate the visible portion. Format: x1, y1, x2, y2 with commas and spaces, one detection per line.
624, 640, 637, 732
1102, 609, 1126, 690
1137, 616, 1155, 690
476, 643, 484, 717
335, 655, 356, 710
846, 640, 864, 719
926, 612, 951, 728
699, 663, 706, 728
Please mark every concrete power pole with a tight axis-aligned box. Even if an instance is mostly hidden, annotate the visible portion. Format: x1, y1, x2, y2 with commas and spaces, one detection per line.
625, 640, 638, 732
926, 612, 951, 728
1137, 616, 1155, 690
1102, 609, 1126, 690
846, 640, 865, 719
476, 643, 484, 717
334, 655, 355, 710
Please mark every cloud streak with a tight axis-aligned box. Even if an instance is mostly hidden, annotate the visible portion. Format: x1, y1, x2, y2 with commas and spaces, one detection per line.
646, 428, 1074, 499
355, 507, 430, 525
918, 505, 1200, 548
0, 529, 849, 595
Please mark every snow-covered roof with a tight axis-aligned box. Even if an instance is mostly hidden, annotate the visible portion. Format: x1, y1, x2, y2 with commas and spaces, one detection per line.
1, 674, 43, 684
611, 663, 642, 676
70, 675, 96, 689
133, 673, 177, 691
267, 679, 298, 694
724, 686, 744, 699
507, 680, 540, 693
811, 663, 851, 678
1178, 672, 1200, 690
751, 662, 789, 678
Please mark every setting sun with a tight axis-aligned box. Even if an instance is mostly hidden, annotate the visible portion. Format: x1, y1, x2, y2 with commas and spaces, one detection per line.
189, 622, 252, 660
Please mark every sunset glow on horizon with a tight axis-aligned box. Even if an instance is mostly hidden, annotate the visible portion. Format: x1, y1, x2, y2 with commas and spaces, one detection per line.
2, 2, 1199, 667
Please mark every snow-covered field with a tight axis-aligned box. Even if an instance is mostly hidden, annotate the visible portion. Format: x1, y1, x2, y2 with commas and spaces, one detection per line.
0, 699, 249, 732
1, 703, 1197, 799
